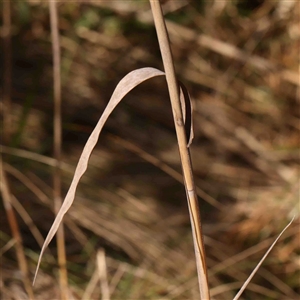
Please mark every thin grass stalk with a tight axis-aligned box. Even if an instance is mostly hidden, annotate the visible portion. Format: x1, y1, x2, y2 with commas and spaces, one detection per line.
149, 1, 210, 299
97, 248, 110, 300
233, 217, 295, 300
0, 159, 35, 299
49, 2, 68, 299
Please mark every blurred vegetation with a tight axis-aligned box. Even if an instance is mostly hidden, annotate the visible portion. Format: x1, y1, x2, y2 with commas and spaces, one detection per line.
1, 0, 299, 299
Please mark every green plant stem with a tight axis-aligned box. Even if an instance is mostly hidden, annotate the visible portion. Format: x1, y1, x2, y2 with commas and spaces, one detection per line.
149, 1, 210, 299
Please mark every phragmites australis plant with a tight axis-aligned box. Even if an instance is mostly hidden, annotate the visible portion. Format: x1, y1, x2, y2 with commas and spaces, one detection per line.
1, 1, 297, 300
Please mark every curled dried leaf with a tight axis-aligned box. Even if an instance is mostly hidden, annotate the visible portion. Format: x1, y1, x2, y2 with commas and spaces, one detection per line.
33, 67, 193, 284
178, 81, 194, 147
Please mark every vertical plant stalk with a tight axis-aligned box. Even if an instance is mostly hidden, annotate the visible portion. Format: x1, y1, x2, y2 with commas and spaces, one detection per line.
97, 248, 110, 300
49, 2, 68, 299
149, 1, 210, 299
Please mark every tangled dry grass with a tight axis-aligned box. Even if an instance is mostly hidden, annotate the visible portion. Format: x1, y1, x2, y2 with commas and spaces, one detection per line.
1, 1, 299, 299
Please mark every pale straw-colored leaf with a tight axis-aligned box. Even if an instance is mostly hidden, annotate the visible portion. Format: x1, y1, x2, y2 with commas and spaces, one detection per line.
233, 216, 295, 300
33, 67, 193, 284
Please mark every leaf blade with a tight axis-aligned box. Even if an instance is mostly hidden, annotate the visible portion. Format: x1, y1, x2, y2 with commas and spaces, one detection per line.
33, 66, 194, 284
233, 217, 295, 300
33, 67, 165, 284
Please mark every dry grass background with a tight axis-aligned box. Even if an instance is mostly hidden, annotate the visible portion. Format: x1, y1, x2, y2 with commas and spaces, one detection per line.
1, 1, 299, 299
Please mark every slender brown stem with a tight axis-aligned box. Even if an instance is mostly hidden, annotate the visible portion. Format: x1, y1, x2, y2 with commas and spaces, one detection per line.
149, 1, 210, 299
49, 2, 68, 299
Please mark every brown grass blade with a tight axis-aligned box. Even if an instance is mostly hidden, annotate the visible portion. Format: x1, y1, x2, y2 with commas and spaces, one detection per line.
233, 216, 295, 300
33, 67, 192, 284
